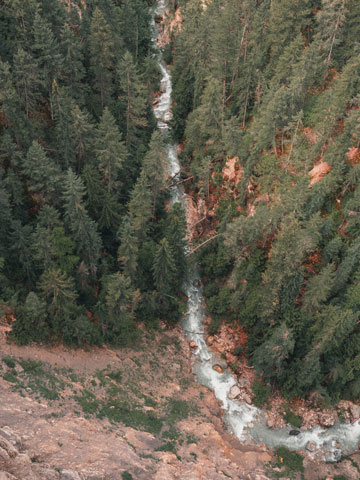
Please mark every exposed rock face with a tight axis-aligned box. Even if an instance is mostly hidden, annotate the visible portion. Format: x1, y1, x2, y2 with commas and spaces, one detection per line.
349, 404, 360, 422
222, 156, 243, 187
60, 470, 82, 480
0, 427, 70, 480
309, 161, 332, 187
337, 400, 360, 424
0, 473, 17, 480
0, 437, 18, 458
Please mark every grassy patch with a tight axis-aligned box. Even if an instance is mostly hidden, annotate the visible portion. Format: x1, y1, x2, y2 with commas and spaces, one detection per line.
75, 390, 99, 414
155, 440, 177, 454
186, 433, 199, 444
106, 369, 122, 383
97, 400, 163, 435
2, 355, 16, 368
8, 359, 68, 401
167, 399, 191, 423
268, 446, 304, 479
3, 371, 18, 383
144, 395, 157, 407
162, 426, 181, 440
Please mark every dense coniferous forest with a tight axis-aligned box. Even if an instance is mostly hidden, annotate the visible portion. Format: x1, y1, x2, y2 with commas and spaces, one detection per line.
167, 0, 360, 402
0, 0, 187, 346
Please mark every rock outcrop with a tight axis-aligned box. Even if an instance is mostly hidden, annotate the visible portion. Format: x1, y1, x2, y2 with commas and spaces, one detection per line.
0, 427, 83, 480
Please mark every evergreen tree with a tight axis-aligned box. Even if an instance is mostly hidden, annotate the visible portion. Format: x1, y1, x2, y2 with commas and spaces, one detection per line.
63, 168, 102, 275
164, 203, 187, 283
9, 220, 35, 283
94, 107, 128, 192
89, 7, 115, 109
12, 48, 43, 118
12, 292, 49, 345
128, 170, 152, 237
117, 51, 147, 149
60, 23, 86, 102
153, 238, 178, 293
72, 105, 94, 172
103, 272, 138, 344
117, 216, 138, 282
142, 130, 167, 214
22, 141, 61, 204
32, 12, 64, 118
252, 323, 295, 384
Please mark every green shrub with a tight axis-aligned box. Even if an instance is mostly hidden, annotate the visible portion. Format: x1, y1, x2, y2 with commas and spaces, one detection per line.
19, 359, 43, 372
106, 370, 122, 383
155, 441, 177, 454
121, 472, 133, 480
98, 400, 163, 435
167, 399, 190, 423
284, 405, 303, 428
234, 346, 243, 356
3, 371, 18, 383
252, 380, 271, 407
75, 390, 99, 414
2, 355, 16, 369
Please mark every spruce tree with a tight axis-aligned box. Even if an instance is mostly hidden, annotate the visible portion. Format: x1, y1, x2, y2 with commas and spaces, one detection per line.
142, 130, 167, 214
153, 238, 178, 293
63, 168, 102, 275
117, 216, 138, 282
89, 7, 115, 109
94, 107, 128, 192
12, 48, 43, 118
60, 23, 85, 102
128, 170, 152, 237
117, 51, 147, 148
22, 141, 61, 204
32, 12, 64, 118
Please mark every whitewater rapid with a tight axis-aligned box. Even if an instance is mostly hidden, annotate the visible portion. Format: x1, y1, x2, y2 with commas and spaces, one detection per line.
152, 0, 360, 461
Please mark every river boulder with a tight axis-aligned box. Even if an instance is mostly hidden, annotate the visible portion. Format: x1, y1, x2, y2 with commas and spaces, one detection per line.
318, 413, 336, 428
305, 441, 317, 452
243, 393, 253, 405
212, 364, 223, 374
228, 385, 241, 400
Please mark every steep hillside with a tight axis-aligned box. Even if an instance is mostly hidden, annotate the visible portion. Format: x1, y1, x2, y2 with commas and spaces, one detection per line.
167, 0, 360, 404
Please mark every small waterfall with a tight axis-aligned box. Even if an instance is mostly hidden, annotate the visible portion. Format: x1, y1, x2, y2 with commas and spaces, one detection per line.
151, 1, 360, 461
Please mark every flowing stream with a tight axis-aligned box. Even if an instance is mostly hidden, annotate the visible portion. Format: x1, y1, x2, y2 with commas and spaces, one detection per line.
151, 0, 360, 461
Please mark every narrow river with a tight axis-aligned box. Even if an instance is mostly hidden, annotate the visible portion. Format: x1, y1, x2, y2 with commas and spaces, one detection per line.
151, 0, 360, 462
